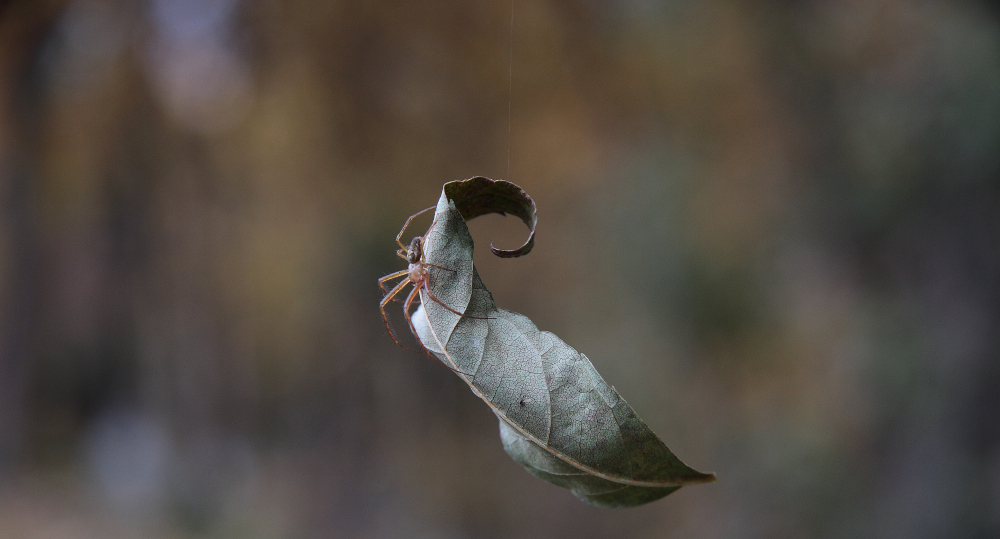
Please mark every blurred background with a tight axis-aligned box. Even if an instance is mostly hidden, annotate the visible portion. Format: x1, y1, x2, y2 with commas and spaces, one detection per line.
1, 0, 999, 537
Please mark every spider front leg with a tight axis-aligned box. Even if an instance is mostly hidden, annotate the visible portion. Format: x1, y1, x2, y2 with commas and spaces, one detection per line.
395, 206, 435, 250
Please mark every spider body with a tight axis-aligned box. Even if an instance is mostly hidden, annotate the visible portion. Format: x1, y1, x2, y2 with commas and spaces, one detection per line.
378, 207, 472, 363
406, 236, 429, 284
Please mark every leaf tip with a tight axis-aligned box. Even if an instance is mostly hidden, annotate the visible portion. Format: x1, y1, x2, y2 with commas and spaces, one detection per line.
443, 177, 537, 258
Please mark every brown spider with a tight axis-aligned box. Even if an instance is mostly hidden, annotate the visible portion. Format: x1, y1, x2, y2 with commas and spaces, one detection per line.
378, 206, 473, 362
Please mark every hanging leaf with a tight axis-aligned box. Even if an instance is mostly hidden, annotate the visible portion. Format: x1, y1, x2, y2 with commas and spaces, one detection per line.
402, 177, 715, 508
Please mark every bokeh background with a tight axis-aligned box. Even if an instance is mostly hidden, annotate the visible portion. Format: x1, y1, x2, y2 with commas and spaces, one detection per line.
1, 0, 999, 537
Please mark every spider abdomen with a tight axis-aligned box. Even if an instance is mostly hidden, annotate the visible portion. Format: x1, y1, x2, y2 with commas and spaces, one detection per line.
409, 264, 428, 284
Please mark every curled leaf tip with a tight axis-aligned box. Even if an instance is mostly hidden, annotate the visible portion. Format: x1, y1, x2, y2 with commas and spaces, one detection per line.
443, 176, 536, 258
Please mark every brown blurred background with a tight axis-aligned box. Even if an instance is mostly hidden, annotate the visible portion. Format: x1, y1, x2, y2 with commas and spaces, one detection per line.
1, 0, 999, 537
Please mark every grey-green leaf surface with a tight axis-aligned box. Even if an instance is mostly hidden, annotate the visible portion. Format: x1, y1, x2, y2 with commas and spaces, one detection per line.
409, 177, 715, 508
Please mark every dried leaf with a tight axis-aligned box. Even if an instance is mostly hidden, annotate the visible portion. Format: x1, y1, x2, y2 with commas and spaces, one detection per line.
407, 177, 715, 508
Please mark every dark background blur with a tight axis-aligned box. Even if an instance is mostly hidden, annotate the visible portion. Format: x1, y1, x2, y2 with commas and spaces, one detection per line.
1, 0, 999, 537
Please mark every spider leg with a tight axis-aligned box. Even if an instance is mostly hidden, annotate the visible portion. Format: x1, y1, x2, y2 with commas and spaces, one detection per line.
395, 206, 435, 250
404, 283, 468, 375
402, 285, 430, 354
378, 269, 408, 295
379, 277, 425, 354
421, 281, 494, 321
424, 263, 455, 272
